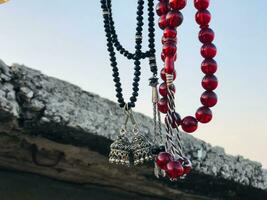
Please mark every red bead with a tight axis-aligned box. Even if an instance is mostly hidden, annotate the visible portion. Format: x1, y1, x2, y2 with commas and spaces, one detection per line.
195, 10, 211, 26
195, 106, 212, 123
201, 43, 217, 58
163, 27, 177, 38
169, 0, 187, 10
202, 74, 218, 90
181, 116, 198, 133
156, 2, 169, 16
156, 152, 173, 170
166, 11, 183, 28
194, 0, 209, 10
163, 28, 177, 40
158, 15, 168, 30
164, 56, 175, 74
163, 44, 176, 57
166, 161, 184, 179
199, 27, 214, 43
200, 91, 217, 107
158, 98, 168, 113
161, 68, 177, 81
159, 82, 176, 97
165, 112, 181, 128
201, 59, 217, 75
161, 52, 177, 62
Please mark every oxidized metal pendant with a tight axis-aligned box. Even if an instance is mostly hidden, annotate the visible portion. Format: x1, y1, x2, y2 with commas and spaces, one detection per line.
109, 130, 130, 166
132, 133, 153, 165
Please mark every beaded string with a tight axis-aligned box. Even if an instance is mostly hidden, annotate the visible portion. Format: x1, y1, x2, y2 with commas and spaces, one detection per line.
101, 0, 161, 110
165, 73, 183, 158
155, 0, 218, 181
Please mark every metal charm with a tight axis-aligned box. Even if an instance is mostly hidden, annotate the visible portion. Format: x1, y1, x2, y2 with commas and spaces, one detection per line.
109, 105, 133, 166
131, 128, 153, 166
109, 128, 130, 166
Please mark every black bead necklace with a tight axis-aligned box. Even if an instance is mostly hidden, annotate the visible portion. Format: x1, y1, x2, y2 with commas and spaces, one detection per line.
101, 0, 163, 167
101, 0, 158, 109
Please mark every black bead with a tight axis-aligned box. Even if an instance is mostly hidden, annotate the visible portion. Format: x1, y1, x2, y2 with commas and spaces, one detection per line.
134, 60, 141, 65
159, 145, 165, 152
116, 93, 123, 99
113, 72, 119, 78
133, 82, 139, 87
127, 54, 133, 59
150, 49, 156, 54
132, 91, 138, 97
134, 71, 141, 76
134, 77, 140, 82
113, 77, 120, 82
115, 82, 121, 87
136, 26, 142, 32
111, 62, 117, 67
110, 57, 116, 62
151, 146, 160, 155
151, 66, 157, 72
116, 87, 122, 93
130, 96, 137, 102
128, 102, 135, 108
133, 87, 139, 92
109, 51, 115, 57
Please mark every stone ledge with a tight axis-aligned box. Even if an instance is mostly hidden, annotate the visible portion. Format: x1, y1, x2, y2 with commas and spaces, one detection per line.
0, 59, 267, 199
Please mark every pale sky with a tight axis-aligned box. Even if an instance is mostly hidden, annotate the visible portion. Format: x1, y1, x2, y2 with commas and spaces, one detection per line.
0, 1, 267, 168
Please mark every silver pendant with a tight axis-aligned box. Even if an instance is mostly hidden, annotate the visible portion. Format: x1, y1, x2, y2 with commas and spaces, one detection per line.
131, 128, 153, 165
109, 129, 130, 166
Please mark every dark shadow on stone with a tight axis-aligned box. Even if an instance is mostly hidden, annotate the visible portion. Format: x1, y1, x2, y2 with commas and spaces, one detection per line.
0, 169, 171, 200
25, 123, 112, 156
145, 172, 267, 200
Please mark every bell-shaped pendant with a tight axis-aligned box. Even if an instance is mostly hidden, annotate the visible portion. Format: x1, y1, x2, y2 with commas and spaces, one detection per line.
109, 133, 130, 166
131, 130, 153, 165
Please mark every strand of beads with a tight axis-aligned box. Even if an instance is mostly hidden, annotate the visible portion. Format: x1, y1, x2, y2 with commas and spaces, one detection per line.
155, 0, 218, 181
157, 0, 218, 134
155, 0, 192, 181
194, 0, 218, 127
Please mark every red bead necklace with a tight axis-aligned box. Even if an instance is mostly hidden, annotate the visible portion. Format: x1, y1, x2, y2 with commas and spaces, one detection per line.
157, 0, 218, 132
155, 0, 218, 180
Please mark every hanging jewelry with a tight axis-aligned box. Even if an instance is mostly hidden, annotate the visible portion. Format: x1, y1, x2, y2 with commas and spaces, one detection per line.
109, 131, 131, 166
101, 0, 219, 181
129, 108, 153, 165
155, 0, 218, 181
109, 109, 132, 166
101, 0, 163, 168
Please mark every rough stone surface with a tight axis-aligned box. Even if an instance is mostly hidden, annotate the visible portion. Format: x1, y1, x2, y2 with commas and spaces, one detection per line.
0, 59, 267, 193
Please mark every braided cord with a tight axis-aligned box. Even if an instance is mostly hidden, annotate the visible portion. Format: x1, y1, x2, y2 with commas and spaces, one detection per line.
164, 74, 184, 159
